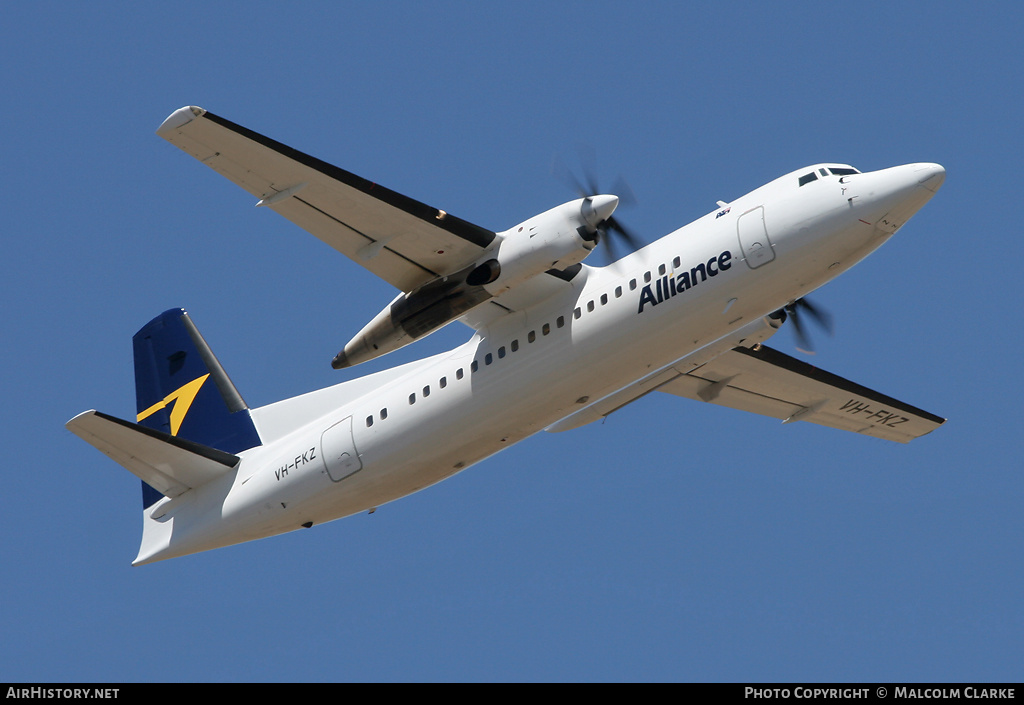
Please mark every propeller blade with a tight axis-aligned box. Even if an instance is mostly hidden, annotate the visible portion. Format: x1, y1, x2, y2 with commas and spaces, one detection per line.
606, 216, 642, 251
577, 144, 600, 196
611, 175, 637, 208
789, 309, 814, 354
552, 153, 594, 199
796, 298, 834, 336
782, 297, 834, 354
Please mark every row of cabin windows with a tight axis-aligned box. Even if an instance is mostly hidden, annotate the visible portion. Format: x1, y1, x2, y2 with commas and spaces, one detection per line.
365, 256, 686, 429
365, 313, 566, 427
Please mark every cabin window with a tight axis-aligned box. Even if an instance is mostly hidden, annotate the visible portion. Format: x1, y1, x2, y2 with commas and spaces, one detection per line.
587, 300, 595, 312
471, 360, 479, 372
798, 171, 818, 186
600, 293, 608, 305
556, 316, 565, 328
542, 323, 550, 336
366, 416, 373, 427
423, 385, 430, 397
409, 393, 416, 405
644, 271, 652, 283
658, 263, 666, 276
615, 286, 622, 298
574, 307, 581, 319
673, 256, 680, 268
629, 279, 637, 291
380, 408, 388, 420
511, 339, 519, 352
528, 330, 536, 343
498, 346, 506, 359
439, 377, 447, 389
485, 353, 493, 365
456, 368, 464, 380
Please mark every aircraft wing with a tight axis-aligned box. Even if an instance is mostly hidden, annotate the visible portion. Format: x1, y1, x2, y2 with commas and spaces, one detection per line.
657, 345, 945, 443
156, 106, 497, 293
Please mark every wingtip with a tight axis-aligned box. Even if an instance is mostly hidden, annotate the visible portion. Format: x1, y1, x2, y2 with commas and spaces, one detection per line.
65, 409, 98, 430
156, 105, 205, 137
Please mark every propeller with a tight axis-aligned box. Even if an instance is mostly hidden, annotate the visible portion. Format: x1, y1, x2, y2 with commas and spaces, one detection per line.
776, 298, 834, 354
553, 151, 642, 263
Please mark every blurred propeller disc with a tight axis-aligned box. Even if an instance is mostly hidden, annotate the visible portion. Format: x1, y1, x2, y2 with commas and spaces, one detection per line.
781, 298, 834, 354
553, 150, 641, 263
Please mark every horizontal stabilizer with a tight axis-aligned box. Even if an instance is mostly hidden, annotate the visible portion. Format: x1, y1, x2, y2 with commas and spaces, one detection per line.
66, 410, 240, 498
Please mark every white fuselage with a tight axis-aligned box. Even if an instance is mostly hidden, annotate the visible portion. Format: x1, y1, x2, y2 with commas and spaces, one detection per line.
133, 162, 945, 564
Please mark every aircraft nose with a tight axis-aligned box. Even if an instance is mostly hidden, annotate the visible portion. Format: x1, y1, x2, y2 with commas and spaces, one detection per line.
858, 162, 945, 237
915, 163, 946, 193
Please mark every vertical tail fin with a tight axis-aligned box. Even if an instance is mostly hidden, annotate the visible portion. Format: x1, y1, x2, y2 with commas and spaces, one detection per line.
133, 309, 261, 507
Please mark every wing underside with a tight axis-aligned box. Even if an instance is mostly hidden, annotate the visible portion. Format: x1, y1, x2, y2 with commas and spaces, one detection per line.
156, 106, 496, 293
658, 345, 945, 443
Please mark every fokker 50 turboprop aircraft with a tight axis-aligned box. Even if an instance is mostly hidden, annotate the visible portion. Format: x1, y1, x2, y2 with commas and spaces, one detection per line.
67, 106, 946, 565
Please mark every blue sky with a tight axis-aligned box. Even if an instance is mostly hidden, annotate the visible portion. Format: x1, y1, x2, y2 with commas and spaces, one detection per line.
3, 2, 1022, 682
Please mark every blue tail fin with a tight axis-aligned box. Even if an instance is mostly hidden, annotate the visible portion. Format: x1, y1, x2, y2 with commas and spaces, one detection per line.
133, 309, 262, 507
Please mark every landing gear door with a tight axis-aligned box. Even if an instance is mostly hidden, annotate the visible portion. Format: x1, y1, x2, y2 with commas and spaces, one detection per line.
321, 416, 363, 482
737, 206, 776, 269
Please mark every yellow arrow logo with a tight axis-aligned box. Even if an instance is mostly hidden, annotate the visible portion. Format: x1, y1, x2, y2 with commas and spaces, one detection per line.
136, 373, 210, 436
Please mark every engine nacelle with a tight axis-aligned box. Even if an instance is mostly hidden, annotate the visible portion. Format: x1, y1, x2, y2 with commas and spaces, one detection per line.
467, 195, 617, 296
331, 196, 619, 369
331, 268, 490, 369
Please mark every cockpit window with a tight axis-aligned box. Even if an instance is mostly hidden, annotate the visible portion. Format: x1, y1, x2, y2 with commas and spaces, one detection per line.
829, 167, 859, 176
798, 172, 818, 186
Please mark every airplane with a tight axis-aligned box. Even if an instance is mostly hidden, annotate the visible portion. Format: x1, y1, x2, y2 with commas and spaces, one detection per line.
66, 106, 947, 565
